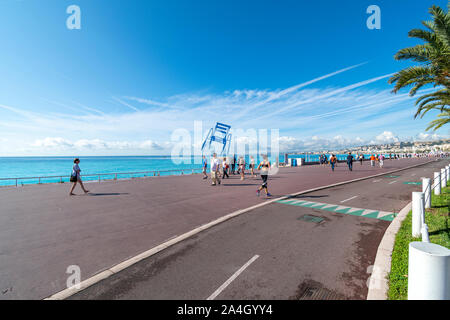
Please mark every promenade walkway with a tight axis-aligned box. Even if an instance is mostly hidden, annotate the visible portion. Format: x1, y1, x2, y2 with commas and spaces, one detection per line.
0, 157, 436, 299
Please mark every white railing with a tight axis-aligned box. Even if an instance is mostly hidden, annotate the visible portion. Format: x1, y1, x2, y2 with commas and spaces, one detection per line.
408, 163, 450, 300
0, 168, 205, 187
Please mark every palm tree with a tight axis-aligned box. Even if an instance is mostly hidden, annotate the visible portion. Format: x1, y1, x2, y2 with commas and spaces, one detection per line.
389, 3, 450, 130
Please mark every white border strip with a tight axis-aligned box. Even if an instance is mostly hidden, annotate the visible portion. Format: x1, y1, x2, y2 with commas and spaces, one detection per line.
44, 160, 435, 300
366, 202, 412, 300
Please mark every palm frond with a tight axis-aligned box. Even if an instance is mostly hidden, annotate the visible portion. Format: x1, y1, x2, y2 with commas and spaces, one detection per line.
390, 3, 450, 131
426, 110, 450, 130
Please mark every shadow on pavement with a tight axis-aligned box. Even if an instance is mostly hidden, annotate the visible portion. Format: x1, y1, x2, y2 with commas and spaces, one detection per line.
88, 193, 130, 196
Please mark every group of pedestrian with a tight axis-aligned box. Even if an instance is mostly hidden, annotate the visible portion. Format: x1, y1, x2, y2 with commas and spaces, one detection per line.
319, 154, 328, 166
320, 152, 392, 172
202, 154, 272, 197
325, 153, 355, 172
369, 154, 386, 168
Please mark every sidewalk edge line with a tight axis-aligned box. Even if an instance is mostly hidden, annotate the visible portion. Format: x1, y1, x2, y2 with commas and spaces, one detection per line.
366, 201, 412, 300
44, 159, 435, 300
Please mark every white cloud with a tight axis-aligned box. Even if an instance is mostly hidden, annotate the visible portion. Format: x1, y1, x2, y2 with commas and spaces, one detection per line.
31, 137, 73, 148
140, 140, 167, 150
275, 135, 366, 152
375, 131, 399, 144
124, 96, 169, 108
415, 132, 442, 141
30, 137, 170, 152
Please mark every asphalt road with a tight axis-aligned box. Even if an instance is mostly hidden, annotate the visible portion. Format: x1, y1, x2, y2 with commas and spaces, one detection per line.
0, 157, 444, 299
68, 159, 449, 300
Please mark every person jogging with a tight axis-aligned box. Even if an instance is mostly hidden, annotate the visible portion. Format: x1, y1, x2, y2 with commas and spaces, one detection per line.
69, 158, 89, 195
330, 154, 337, 172
202, 155, 208, 179
346, 152, 354, 171
256, 155, 272, 197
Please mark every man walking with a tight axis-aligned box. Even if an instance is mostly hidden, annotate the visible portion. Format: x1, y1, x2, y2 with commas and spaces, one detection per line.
202, 155, 208, 179
211, 153, 221, 186
222, 157, 229, 179
370, 154, 376, 167
231, 155, 236, 174
330, 154, 337, 172
346, 152, 354, 171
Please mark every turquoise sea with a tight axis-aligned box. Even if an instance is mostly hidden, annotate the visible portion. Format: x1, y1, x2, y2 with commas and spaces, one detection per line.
0, 153, 385, 186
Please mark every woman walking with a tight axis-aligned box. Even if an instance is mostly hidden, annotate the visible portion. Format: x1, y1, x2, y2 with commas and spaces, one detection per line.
69, 158, 89, 195
238, 156, 246, 180
378, 154, 385, 168
249, 156, 256, 177
256, 155, 272, 197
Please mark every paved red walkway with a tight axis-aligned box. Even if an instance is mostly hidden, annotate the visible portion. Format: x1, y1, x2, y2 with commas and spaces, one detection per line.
0, 158, 433, 299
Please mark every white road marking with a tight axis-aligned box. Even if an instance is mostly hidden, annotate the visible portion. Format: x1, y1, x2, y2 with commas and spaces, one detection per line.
373, 179, 381, 183
411, 173, 416, 176
389, 180, 397, 184
207, 255, 260, 300
340, 195, 358, 203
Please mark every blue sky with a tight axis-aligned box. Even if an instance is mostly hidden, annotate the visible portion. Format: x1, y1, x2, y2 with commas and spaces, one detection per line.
0, 0, 448, 155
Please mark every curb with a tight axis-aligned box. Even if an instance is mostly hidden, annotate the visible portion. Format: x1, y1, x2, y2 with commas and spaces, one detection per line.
366, 201, 412, 300
44, 159, 435, 300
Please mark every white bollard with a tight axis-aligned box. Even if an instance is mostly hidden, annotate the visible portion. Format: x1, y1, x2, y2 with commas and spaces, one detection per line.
442, 168, 447, 188
411, 192, 424, 238
434, 172, 441, 195
408, 242, 450, 300
422, 178, 431, 209
421, 224, 430, 243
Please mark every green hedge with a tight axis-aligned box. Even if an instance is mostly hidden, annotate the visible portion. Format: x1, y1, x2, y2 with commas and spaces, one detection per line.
388, 184, 450, 300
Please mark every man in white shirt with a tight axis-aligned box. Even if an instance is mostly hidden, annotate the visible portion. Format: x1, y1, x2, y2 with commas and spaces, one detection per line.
210, 153, 221, 186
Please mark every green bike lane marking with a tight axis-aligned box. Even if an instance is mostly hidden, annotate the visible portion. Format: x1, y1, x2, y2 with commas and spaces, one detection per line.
275, 199, 396, 221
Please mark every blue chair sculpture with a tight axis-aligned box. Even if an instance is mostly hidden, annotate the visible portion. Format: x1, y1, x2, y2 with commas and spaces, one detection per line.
201, 122, 232, 156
